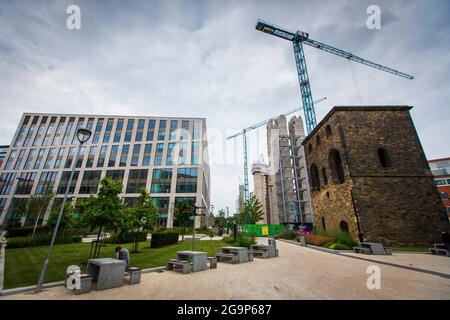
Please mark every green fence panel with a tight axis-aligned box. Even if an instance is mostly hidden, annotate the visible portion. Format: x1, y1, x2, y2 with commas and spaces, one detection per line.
241, 224, 285, 237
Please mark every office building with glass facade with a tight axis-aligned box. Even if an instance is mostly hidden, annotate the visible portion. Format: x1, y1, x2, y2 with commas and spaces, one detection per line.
0, 113, 210, 228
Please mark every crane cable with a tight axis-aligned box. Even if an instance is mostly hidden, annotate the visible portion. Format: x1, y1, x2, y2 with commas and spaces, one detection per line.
348, 59, 363, 105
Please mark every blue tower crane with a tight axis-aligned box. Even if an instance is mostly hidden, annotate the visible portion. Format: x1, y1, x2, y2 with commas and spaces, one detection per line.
255, 19, 414, 134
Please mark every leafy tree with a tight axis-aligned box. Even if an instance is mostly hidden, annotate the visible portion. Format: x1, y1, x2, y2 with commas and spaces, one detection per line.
216, 209, 226, 227
80, 178, 124, 258
27, 191, 54, 238
124, 188, 159, 252
173, 200, 194, 241
46, 200, 74, 236
238, 193, 264, 224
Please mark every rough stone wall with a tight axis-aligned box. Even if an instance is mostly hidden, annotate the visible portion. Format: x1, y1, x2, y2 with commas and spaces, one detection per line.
303, 106, 450, 246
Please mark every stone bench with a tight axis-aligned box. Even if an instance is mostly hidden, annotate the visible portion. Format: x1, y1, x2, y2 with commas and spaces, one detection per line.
251, 249, 269, 259
248, 251, 254, 262
74, 274, 92, 295
125, 267, 142, 284
353, 246, 371, 254
216, 253, 239, 264
429, 247, 450, 257
207, 256, 217, 269
166, 260, 192, 274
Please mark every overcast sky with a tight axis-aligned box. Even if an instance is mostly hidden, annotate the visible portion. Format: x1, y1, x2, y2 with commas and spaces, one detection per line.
1, 0, 449, 214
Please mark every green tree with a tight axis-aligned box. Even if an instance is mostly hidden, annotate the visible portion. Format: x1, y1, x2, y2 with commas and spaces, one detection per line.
173, 200, 194, 241
238, 193, 264, 224
216, 209, 226, 227
80, 178, 124, 258
27, 191, 54, 238
46, 200, 73, 236
124, 188, 159, 252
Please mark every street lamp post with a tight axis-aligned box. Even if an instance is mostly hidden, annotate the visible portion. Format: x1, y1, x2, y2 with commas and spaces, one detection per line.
191, 205, 207, 251
36, 128, 91, 292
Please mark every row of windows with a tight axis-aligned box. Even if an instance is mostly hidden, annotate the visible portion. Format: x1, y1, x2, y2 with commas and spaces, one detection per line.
3, 141, 201, 171
13, 115, 202, 148
436, 179, 450, 186
0, 168, 199, 196
308, 124, 333, 154
310, 149, 345, 191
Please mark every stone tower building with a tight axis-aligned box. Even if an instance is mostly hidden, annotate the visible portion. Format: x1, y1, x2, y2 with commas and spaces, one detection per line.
302, 106, 449, 246
251, 162, 271, 224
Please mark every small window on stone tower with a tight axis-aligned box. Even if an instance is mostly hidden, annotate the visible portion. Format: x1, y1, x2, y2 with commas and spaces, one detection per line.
329, 149, 345, 184
322, 167, 328, 186
316, 135, 321, 146
325, 125, 332, 137
377, 148, 391, 167
339, 220, 349, 233
308, 144, 313, 154
321, 217, 327, 231
310, 164, 320, 191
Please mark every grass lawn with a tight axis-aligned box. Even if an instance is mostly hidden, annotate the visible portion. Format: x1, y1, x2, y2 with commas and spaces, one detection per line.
390, 247, 429, 253
4, 239, 229, 290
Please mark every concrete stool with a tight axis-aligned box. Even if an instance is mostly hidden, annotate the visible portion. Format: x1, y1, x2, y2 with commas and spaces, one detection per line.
248, 251, 254, 262
207, 257, 217, 269
74, 274, 92, 295
127, 267, 142, 284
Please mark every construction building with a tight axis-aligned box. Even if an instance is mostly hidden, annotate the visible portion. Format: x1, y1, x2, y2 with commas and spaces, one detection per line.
302, 106, 449, 246
0, 113, 211, 228
429, 157, 450, 220
252, 114, 312, 225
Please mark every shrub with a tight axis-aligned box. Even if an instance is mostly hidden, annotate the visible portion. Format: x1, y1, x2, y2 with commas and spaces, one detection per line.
222, 236, 235, 244
104, 231, 147, 244
305, 235, 334, 247
5, 226, 48, 237
276, 229, 298, 240
236, 235, 256, 248
6, 234, 82, 249
324, 242, 351, 250
315, 230, 357, 248
150, 232, 179, 248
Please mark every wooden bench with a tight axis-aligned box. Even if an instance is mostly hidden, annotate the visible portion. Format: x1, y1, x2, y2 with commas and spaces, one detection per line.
353, 246, 371, 254
207, 256, 217, 269
216, 253, 238, 264
166, 260, 192, 274
429, 247, 450, 257
125, 267, 142, 284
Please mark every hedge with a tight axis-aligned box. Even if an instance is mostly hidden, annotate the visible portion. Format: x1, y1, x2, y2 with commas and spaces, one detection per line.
5, 226, 48, 237
150, 232, 179, 248
104, 231, 147, 244
6, 235, 82, 249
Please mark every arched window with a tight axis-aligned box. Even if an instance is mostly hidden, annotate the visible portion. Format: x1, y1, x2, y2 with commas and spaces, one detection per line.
322, 167, 328, 186
378, 148, 391, 167
321, 217, 327, 231
310, 164, 320, 191
329, 149, 345, 184
308, 144, 313, 154
340, 220, 349, 233
325, 125, 332, 137
316, 135, 321, 146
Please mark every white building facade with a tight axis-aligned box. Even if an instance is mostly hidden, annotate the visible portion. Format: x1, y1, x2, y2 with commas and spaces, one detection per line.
0, 113, 210, 228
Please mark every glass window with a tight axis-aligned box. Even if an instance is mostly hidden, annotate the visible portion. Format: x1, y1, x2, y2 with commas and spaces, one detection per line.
166, 143, 175, 165
54, 147, 65, 169
119, 145, 130, 167
71, 118, 85, 145
23, 149, 36, 170
0, 173, 17, 195
23, 123, 36, 147
86, 146, 97, 168
124, 119, 135, 142
103, 118, 114, 143
150, 169, 172, 193
97, 146, 108, 168
43, 117, 56, 146
191, 142, 199, 165
114, 119, 124, 143
34, 148, 46, 169
178, 142, 187, 165
43, 148, 56, 169
62, 117, 75, 145
4, 150, 17, 170
142, 144, 152, 166
131, 144, 141, 167
152, 197, 170, 227
176, 167, 198, 193
135, 119, 145, 142
157, 120, 166, 141
192, 120, 201, 140
79, 170, 102, 194
105, 170, 125, 183
86, 118, 94, 131
76, 146, 86, 168
147, 119, 156, 141
154, 143, 164, 166
108, 145, 119, 167
14, 149, 26, 170
181, 120, 190, 140
36, 171, 57, 194
92, 118, 104, 144
435, 180, 446, 186
33, 117, 48, 146
65, 147, 77, 168
169, 120, 178, 141
14, 124, 28, 147
126, 169, 148, 193
15, 172, 36, 195
52, 117, 66, 145
173, 197, 196, 227
57, 171, 79, 194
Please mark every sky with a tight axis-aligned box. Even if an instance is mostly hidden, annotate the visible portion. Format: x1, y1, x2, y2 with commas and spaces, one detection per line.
1, 0, 449, 214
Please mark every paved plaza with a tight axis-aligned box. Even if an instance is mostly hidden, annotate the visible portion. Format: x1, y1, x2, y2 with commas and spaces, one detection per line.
2, 239, 450, 300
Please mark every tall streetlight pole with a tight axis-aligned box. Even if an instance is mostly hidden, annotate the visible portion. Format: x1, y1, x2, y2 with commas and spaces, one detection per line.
36, 128, 91, 292
191, 205, 206, 251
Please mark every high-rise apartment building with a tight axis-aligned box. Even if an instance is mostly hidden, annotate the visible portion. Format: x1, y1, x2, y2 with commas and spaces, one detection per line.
0, 113, 210, 228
